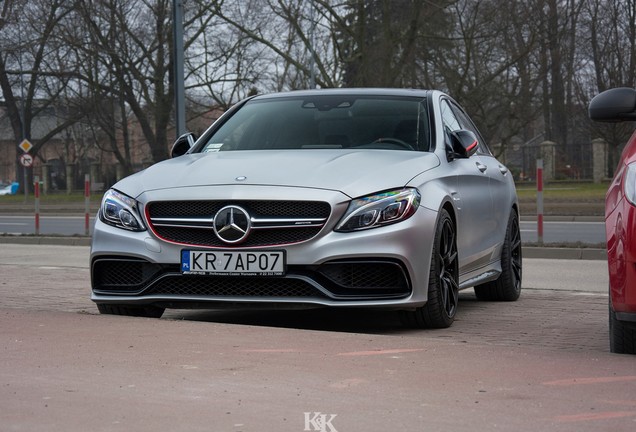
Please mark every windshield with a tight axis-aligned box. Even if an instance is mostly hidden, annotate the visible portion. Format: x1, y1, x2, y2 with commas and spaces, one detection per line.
199, 95, 430, 152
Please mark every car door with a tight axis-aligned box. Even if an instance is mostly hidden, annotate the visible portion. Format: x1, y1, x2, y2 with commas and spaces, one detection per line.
440, 99, 498, 274
451, 102, 512, 253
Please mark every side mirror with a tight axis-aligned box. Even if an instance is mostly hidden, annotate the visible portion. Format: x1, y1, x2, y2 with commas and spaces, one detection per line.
448, 130, 479, 159
171, 132, 197, 158
589, 88, 636, 122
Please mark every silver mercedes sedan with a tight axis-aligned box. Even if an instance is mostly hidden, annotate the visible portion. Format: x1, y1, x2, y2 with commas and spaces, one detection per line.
91, 88, 521, 328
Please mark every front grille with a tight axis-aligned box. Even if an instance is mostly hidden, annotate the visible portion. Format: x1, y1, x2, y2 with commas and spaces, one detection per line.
148, 200, 331, 219
146, 200, 331, 248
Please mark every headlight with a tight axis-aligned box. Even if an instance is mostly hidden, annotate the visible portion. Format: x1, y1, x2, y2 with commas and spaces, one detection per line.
335, 188, 421, 232
99, 189, 146, 231
625, 162, 636, 206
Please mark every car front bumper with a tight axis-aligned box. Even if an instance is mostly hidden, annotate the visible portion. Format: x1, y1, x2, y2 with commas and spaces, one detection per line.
91, 186, 439, 310
607, 197, 636, 319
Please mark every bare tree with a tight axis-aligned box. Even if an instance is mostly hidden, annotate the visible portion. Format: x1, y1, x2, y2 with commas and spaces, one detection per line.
420, 0, 543, 157
67, 0, 212, 165
581, 0, 636, 173
2, 0, 635, 184
186, 0, 271, 108
335, 0, 454, 87
210, 0, 343, 90
0, 0, 84, 189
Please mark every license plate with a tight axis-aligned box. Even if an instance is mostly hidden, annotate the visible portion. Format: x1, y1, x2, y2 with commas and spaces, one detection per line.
181, 250, 285, 276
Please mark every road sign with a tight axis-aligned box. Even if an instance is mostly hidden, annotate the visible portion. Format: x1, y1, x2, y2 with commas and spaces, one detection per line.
18, 139, 33, 153
20, 153, 33, 167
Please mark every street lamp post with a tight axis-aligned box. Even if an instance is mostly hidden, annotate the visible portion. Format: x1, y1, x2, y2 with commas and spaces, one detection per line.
172, 0, 186, 138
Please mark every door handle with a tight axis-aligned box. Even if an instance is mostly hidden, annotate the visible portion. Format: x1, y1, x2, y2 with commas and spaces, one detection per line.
475, 162, 487, 173
499, 165, 509, 175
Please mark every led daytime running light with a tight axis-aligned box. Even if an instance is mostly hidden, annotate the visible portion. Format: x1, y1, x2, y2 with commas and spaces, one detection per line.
336, 188, 420, 232
100, 189, 145, 231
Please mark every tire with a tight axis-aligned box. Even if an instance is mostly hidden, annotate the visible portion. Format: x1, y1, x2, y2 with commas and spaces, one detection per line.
401, 209, 458, 329
474, 209, 522, 301
609, 302, 636, 354
97, 304, 165, 318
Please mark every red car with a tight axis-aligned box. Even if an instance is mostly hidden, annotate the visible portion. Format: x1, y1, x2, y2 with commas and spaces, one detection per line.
589, 87, 636, 354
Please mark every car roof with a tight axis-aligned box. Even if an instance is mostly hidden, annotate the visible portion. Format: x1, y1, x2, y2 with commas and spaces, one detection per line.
250, 88, 437, 101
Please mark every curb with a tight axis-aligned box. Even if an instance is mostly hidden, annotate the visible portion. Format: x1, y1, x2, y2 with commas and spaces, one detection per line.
520, 215, 604, 222
0, 236, 607, 260
522, 246, 607, 261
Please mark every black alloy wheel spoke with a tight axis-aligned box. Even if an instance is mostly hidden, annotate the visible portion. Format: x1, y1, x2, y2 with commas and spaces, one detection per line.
512, 261, 522, 285
439, 220, 458, 316
440, 277, 449, 309
443, 275, 459, 315
512, 237, 521, 252
511, 219, 522, 286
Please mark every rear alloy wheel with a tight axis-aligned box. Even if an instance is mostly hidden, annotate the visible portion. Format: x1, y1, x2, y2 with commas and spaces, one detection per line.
474, 209, 522, 301
609, 301, 636, 354
97, 304, 165, 318
401, 209, 458, 328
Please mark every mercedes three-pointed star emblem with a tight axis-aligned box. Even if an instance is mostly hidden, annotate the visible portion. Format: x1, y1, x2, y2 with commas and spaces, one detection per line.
213, 205, 251, 244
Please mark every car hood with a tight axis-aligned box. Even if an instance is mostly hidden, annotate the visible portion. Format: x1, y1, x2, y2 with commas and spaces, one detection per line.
115, 150, 440, 199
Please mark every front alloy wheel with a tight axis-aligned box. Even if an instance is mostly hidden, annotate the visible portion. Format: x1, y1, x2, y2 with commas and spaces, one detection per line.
401, 209, 458, 328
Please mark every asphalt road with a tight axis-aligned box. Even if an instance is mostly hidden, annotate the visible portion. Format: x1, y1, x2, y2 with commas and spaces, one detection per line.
520, 220, 606, 244
0, 215, 94, 236
0, 215, 606, 244
1, 244, 635, 432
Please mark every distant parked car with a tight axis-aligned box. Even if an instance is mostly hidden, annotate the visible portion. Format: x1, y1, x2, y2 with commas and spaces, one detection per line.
91, 88, 521, 328
0, 182, 19, 196
589, 87, 636, 354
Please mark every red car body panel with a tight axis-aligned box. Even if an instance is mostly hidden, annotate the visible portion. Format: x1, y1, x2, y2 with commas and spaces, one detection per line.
606, 130, 636, 315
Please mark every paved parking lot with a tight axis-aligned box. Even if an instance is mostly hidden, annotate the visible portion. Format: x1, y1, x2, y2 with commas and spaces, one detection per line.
1, 244, 634, 432
0, 244, 611, 352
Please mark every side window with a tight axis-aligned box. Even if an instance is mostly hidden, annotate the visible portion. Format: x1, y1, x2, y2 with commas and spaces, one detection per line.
440, 100, 462, 153
440, 100, 462, 132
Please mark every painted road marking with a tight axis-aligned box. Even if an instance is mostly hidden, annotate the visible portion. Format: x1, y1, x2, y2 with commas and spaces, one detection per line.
543, 376, 636, 386
337, 348, 424, 357
555, 411, 636, 422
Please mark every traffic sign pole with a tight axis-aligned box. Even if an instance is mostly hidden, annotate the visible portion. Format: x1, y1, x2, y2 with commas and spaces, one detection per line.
537, 159, 544, 245
34, 175, 40, 235
23, 163, 27, 202
85, 174, 91, 236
